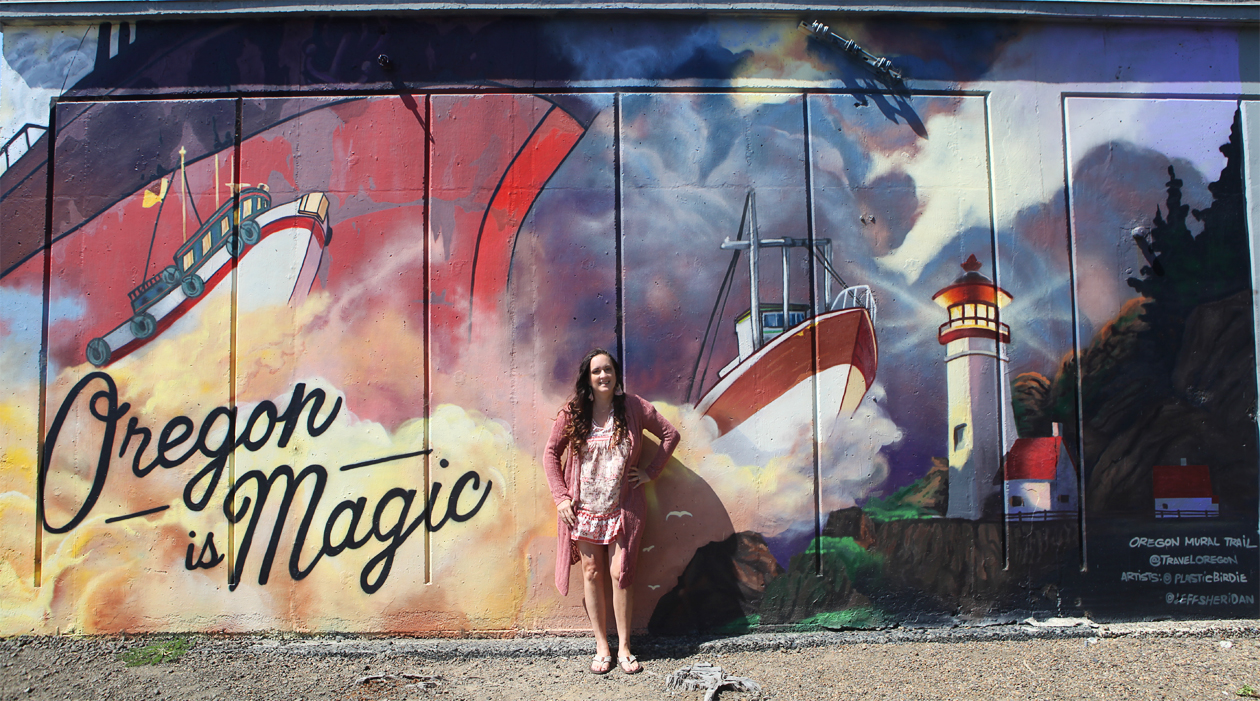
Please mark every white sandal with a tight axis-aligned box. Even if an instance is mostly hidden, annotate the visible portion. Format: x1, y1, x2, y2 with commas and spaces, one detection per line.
590, 654, 613, 675
618, 654, 642, 674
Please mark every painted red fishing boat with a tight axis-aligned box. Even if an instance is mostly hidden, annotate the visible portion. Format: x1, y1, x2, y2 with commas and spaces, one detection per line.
690, 191, 878, 446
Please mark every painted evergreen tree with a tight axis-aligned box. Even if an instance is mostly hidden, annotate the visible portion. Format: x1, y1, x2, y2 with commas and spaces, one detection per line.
1127, 166, 1198, 339
1127, 108, 1251, 349
1190, 108, 1251, 303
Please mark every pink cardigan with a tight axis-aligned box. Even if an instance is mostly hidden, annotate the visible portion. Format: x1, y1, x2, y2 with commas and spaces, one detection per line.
542, 394, 680, 596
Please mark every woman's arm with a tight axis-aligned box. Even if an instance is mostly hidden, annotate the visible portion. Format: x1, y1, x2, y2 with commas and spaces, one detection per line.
542, 409, 573, 505
637, 396, 680, 481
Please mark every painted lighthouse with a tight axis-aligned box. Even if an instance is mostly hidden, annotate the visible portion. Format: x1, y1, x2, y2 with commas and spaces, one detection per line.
933, 254, 1018, 519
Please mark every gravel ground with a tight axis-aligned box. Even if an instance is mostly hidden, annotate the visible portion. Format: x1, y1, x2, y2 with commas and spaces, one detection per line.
3, 620, 1259, 701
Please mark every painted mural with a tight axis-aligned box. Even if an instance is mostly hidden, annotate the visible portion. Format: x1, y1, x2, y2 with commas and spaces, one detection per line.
0, 15, 1256, 635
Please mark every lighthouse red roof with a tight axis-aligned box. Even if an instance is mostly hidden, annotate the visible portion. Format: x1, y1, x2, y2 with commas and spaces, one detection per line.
932, 255, 1013, 308
1004, 437, 1061, 481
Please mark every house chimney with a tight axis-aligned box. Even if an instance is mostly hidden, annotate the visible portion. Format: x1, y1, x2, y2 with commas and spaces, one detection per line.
1051, 422, 1060, 437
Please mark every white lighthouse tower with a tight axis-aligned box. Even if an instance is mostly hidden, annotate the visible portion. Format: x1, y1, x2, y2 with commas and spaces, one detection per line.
933, 254, 1018, 520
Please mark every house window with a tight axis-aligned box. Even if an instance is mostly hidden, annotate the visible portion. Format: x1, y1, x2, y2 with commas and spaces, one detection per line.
1058, 495, 1070, 503
1161, 502, 1169, 509
953, 424, 967, 450
1010, 496, 1024, 507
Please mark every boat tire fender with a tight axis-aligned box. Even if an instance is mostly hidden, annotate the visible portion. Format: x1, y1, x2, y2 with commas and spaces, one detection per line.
86, 338, 111, 367
130, 313, 157, 339
182, 274, 205, 298
227, 234, 244, 256
240, 219, 262, 245
160, 265, 179, 285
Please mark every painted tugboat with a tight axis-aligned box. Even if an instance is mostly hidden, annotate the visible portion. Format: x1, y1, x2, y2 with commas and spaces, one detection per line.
690, 191, 878, 446
85, 155, 331, 367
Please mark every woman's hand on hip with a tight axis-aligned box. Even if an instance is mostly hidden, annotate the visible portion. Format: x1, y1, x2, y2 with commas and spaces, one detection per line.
628, 465, 652, 488
557, 499, 576, 527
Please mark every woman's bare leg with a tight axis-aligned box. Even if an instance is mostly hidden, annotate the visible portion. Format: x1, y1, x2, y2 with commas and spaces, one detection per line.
577, 541, 612, 665
608, 539, 637, 668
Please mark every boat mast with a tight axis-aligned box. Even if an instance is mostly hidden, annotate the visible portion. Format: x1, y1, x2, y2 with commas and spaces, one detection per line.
822, 240, 832, 312
686, 195, 750, 404
781, 236, 790, 329
748, 190, 763, 351
179, 146, 187, 242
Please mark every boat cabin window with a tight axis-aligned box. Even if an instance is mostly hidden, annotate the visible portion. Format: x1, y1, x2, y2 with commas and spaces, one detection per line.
761, 310, 806, 330
240, 195, 267, 214
201, 233, 212, 255
220, 218, 230, 238
183, 251, 195, 271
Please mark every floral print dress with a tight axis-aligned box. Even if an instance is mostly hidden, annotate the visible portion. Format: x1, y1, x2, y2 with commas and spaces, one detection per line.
571, 420, 628, 545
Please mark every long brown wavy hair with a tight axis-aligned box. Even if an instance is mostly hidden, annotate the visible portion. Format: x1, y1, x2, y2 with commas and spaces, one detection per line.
563, 348, 628, 452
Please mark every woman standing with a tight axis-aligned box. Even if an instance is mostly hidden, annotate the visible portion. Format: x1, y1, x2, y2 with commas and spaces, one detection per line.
542, 348, 680, 675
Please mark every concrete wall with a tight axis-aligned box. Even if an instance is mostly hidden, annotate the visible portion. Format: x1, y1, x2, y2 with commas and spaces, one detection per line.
0, 13, 1257, 634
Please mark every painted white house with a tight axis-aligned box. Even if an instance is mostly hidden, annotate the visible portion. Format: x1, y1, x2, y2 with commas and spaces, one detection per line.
1004, 423, 1078, 520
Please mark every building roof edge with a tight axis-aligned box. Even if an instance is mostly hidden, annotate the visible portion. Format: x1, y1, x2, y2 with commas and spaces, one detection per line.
1, 0, 1257, 25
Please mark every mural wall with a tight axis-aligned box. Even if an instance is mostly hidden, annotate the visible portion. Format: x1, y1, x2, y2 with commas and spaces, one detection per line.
1, 15, 1257, 634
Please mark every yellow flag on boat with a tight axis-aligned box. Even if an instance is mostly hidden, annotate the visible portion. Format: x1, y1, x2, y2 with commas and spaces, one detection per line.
142, 177, 170, 208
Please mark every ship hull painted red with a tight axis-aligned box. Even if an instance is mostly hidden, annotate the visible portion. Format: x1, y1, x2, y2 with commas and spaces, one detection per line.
697, 307, 877, 437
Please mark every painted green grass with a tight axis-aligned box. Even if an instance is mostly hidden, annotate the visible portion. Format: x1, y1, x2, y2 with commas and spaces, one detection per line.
798, 606, 885, 630
117, 637, 191, 667
805, 536, 883, 587
862, 485, 938, 522
710, 614, 761, 635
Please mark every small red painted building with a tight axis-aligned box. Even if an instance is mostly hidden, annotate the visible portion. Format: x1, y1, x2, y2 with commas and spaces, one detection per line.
1153, 462, 1219, 518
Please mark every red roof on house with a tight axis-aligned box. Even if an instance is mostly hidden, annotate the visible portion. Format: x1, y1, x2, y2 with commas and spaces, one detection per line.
1153, 465, 1215, 499
1004, 437, 1060, 481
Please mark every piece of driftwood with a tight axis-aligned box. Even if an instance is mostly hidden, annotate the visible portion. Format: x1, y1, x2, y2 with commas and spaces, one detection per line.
355, 672, 442, 689
665, 662, 762, 701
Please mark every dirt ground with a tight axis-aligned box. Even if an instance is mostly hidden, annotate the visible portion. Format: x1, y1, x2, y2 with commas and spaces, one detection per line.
2, 620, 1259, 701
